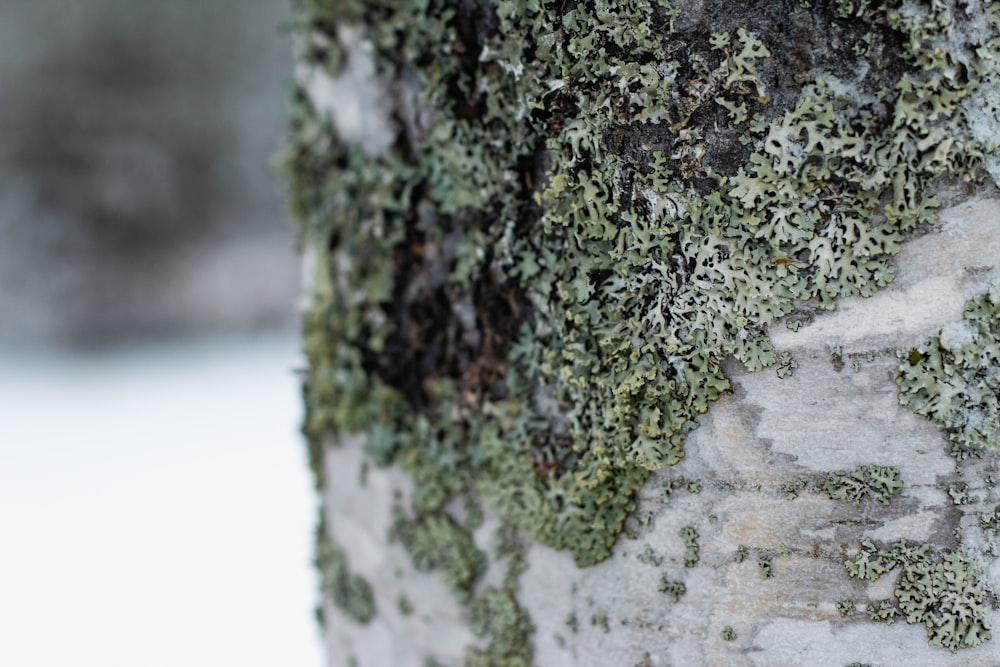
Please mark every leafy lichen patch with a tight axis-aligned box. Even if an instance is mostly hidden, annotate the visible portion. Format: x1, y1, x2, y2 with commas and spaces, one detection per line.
844, 539, 995, 650
289, 0, 1000, 659
290, 0, 1000, 575
823, 465, 905, 506
315, 513, 378, 625
897, 285, 1000, 460
391, 508, 487, 604
467, 587, 535, 667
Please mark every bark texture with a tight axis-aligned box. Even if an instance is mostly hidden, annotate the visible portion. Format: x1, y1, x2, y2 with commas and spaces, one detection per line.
285, 0, 1000, 664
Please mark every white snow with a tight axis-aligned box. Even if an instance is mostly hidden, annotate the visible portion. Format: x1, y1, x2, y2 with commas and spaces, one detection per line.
0, 335, 323, 667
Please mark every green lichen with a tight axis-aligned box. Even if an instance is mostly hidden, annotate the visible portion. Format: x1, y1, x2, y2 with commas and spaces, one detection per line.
838, 599, 857, 617
775, 351, 798, 378
844, 540, 994, 650
565, 612, 579, 634
720, 625, 737, 641
314, 516, 377, 624
823, 465, 904, 506
591, 612, 610, 634
392, 509, 486, 604
290, 0, 1000, 596
638, 544, 663, 567
867, 599, 899, 624
981, 505, 1000, 553
661, 476, 699, 504
758, 556, 773, 579
466, 588, 535, 667
897, 285, 1000, 459
947, 483, 974, 506
784, 479, 807, 500
657, 576, 686, 603
679, 526, 700, 567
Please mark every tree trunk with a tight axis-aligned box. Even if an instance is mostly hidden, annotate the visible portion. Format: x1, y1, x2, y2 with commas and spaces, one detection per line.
284, 1, 1000, 664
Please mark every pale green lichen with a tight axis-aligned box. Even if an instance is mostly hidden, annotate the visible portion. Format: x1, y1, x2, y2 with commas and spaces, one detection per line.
721, 625, 737, 641
287, 3, 1000, 653
392, 509, 486, 604
657, 576, 686, 603
466, 588, 535, 667
981, 506, 1000, 553
838, 599, 857, 617
287, 0, 993, 576
679, 526, 700, 568
314, 515, 377, 624
784, 479, 807, 500
823, 465, 904, 506
897, 285, 1000, 459
591, 612, 610, 634
844, 540, 994, 650
867, 599, 899, 624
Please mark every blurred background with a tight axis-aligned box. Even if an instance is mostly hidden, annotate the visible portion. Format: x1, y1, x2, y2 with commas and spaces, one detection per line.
0, 1, 323, 664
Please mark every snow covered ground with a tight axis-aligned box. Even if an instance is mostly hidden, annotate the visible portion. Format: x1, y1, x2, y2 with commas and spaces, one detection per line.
0, 334, 323, 667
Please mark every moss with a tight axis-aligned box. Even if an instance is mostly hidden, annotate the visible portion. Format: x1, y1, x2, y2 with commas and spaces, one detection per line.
314, 515, 377, 624
758, 556, 773, 579
843, 540, 994, 650
720, 625, 737, 641
822, 465, 904, 506
897, 285, 1000, 459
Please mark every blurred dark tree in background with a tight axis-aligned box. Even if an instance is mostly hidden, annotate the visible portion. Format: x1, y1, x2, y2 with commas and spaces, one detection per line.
0, 0, 297, 349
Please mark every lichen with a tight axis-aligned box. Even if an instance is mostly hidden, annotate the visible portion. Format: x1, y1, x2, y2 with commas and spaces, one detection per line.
392, 509, 486, 604
288, 0, 1000, 638
784, 479, 807, 500
679, 526, 700, 567
720, 625, 737, 641
897, 285, 1000, 459
314, 514, 377, 624
843, 540, 994, 651
466, 588, 535, 667
822, 465, 904, 506
838, 599, 857, 617
657, 576, 686, 603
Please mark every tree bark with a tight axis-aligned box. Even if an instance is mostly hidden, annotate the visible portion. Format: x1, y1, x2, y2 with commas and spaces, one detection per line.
285, 1, 1000, 664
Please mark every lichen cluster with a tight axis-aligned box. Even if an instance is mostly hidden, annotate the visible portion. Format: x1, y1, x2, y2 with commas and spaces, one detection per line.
315, 514, 377, 624
465, 588, 535, 666
844, 539, 994, 650
898, 285, 1000, 459
285, 0, 1000, 655
392, 509, 487, 604
822, 465, 904, 505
